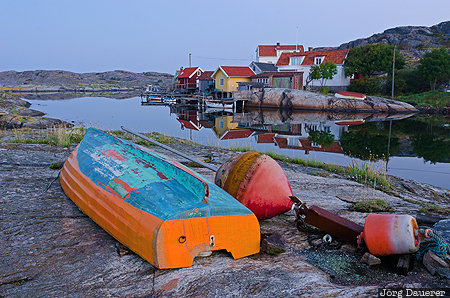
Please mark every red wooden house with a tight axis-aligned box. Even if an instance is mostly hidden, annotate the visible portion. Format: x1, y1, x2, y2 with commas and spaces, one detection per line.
176, 67, 203, 91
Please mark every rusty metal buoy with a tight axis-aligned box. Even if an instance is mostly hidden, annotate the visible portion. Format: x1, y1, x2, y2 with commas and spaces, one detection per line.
215, 152, 294, 220
360, 214, 420, 256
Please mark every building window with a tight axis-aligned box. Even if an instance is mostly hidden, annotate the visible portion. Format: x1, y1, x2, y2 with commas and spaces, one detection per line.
220, 120, 224, 129
290, 56, 303, 66
314, 57, 323, 65
197, 70, 201, 76
219, 78, 224, 86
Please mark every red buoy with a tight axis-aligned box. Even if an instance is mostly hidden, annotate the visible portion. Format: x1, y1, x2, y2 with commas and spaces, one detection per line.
360, 214, 420, 256
215, 152, 293, 220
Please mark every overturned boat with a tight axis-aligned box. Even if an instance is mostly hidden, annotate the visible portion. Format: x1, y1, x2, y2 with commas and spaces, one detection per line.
60, 128, 260, 269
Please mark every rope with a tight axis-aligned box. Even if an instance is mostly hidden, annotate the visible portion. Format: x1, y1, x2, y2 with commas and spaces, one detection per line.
44, 171, 61, 192
416, 226, 450, 260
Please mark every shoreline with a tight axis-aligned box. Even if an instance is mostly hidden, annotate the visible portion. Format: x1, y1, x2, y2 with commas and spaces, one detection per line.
0, 137, 448, 295
1, 91, 449, 190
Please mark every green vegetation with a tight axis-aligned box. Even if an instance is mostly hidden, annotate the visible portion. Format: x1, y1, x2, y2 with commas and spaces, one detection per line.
349, 199, 395, 213
346, 160, 391, 189
49, 161, 65, 170
230, 146, 252, 152
310, 61, 338, 89
182, 161, 206, 168
228, 147, 391, 192
8, 126, 85, 147
418, 204, 449, 215
5, 127, 190, 148
411, 133, 450, 164
418, 47, 450, 90
396, 90, 450, 108
344, 44, 405, 77
340, 130, 399, 161
347, 77, 385, 95
307, 130, 334, 148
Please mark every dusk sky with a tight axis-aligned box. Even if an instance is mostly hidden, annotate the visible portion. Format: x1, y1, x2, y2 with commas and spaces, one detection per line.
1, 0, 448, 75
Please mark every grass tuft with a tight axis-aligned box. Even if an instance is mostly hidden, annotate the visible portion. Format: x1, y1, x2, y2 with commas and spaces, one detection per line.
228, 148, 391, 191
349, 199, 395, 213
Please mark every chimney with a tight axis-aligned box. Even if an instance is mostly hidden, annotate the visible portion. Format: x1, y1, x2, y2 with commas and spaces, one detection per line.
276, 42, 280, 49
308, 47, 313, 52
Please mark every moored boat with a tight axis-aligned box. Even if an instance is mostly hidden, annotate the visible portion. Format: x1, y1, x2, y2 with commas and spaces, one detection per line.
60, 128, 260, 269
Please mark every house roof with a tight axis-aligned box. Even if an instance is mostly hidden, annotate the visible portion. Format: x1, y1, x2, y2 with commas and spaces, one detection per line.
212, 66, 255, 78
274, 137, 343, 154
176, 67, 202, 79
256, 133, 276, 143
220, 129, 254, 140
198, 71, 213, 81
250, 62, 278, 72
276, 50, 348, 66
251, 71, 301, 79
177, 119, 201, 131
258, 45, 304, 57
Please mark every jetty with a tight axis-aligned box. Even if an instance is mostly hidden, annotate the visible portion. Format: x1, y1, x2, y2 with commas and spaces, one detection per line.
141, 90, 248, 112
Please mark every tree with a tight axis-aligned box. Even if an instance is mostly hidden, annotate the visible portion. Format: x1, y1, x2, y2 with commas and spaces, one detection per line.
344, 44, 405, 78
318, 62, 337, 87
305, 65, 320, 89
418, 47, 450, 90
340, 130, 399, 161
411, 133, 450, 164
307, 62, 337, 89
308, 130, 335, 148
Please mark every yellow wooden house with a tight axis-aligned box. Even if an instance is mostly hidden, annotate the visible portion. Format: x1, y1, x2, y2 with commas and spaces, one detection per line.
212, 66, 255, 93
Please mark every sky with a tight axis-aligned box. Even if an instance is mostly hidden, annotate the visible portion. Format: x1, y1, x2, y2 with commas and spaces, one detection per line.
1, 0, 448, 75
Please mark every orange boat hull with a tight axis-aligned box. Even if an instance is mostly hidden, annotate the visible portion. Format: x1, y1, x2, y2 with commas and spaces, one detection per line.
60, 129, 260, 269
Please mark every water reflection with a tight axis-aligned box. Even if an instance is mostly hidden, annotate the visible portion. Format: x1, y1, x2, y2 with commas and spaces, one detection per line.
171, 105, 418, 161
26, 96, 449, 188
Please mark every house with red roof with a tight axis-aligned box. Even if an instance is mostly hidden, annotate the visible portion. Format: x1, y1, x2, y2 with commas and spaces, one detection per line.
211, 66, 255, 95
276, 49, 350, 91
175, 67, 203, 91
256, 43, 304, 64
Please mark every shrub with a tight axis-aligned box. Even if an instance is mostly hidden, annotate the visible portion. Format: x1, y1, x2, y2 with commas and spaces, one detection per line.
347, 77, 386, 95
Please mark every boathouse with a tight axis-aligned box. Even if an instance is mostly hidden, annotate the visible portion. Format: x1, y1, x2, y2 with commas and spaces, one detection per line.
175, 67, 203, 91
211, 66, 255, 98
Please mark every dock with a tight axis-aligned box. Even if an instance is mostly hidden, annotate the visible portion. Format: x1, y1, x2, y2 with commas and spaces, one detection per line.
141, 91, 248, 112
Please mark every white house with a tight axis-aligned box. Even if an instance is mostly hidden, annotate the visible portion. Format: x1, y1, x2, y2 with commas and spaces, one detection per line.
276, 49, 350, 91
256, 43, 304, 64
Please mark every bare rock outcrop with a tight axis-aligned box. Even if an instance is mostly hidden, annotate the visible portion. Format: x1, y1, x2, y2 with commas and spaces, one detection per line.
237, 88, 418, 113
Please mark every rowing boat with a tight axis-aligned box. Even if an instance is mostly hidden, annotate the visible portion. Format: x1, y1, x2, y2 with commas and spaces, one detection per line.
60, 128, 260, 269
334, 91, 367, 100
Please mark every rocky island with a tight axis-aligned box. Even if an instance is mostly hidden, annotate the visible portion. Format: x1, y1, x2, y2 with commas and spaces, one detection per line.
0, 70, 173, 93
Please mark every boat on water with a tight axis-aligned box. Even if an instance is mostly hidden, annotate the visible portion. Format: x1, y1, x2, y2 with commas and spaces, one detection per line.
60, 128, 260, 269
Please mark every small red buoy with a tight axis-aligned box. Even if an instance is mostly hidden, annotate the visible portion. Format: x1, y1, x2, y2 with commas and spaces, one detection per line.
215, 152, 293, 220
360, 214, 420, 256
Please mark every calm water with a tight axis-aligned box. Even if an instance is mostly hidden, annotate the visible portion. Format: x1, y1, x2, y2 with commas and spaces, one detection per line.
25, 95, 450, 189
